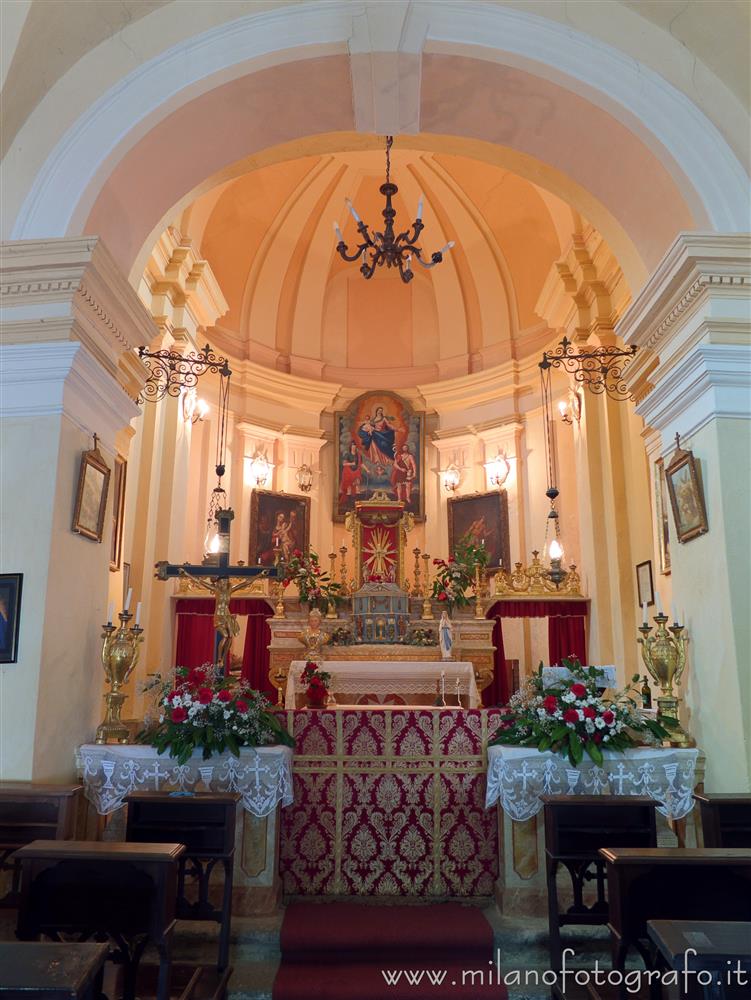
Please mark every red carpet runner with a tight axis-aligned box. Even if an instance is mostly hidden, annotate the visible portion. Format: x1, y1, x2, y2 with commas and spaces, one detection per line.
272, 901, 509, 999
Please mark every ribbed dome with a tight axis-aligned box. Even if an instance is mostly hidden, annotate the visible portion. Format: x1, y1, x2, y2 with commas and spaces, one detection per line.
190, 142, 575, 387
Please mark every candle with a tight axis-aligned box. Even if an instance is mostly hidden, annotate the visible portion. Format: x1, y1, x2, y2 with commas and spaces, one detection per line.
655, 591, 663, 615
345, 198, 361, 223
671, 602, 678, 624
440, 670, 446, 700
333, 221, 344, 242
135, 602, 142, 627
107, 602, 114, 625
642, 601, 648, 626
417, 195, 424, 219
438, 241, 455, 255
124, 588, 132, 612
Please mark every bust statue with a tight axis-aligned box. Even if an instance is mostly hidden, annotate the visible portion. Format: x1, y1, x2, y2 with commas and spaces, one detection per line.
299, 607, 329, 660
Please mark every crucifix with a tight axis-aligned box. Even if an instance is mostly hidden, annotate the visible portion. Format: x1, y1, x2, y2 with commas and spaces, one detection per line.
155, 508, 279, 669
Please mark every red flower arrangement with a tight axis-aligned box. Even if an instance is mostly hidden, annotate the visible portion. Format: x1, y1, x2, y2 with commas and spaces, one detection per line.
139, 662, 294, 764
491, 657, 677, 767
300, 660, 331, 708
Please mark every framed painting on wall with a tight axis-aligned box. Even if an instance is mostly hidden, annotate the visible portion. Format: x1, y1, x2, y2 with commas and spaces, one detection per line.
0, 573, 23, 664
333, 391, 425, 522
447, 491, 511, 573
249, 490, 311, 567
72, 444, 110, 542
636, 559, 654, 607
110, 456, 127, 571
665, 441, 709, 543
655, 457, 671, 574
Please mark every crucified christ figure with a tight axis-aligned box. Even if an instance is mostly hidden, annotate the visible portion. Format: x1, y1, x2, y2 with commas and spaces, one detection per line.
178, 569, 251, 665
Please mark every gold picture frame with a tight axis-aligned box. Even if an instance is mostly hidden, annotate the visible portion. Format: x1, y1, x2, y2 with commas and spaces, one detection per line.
655, 457, 671, 574
333, 391, 425, 523
665, 440, 708, 544
72, 444, 111, 543
110, 456, 127, 571
447, 490, 511, 573
249, 489, 311, 566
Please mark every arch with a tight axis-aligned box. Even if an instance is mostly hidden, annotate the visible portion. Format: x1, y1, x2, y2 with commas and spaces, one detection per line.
3, 2, 746, 295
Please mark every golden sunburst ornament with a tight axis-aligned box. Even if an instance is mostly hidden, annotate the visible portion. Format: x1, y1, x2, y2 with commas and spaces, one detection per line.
363, 527, 396, 578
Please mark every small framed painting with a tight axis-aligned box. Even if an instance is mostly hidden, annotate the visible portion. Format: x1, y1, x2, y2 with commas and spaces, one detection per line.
110, 456, 127, 571
665, 440, 709, 543
72, 444, 111, 542
655, 458, 671, 575
447, 490, 511, 573
0, 574, 23, 664
249, 490, 311, 567
636, 560, 654, 608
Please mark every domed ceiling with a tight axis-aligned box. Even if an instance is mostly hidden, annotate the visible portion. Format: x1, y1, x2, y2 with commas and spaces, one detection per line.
182, 142, 581, 388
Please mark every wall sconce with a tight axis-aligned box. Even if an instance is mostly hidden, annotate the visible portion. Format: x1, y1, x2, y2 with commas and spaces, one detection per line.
442, 463, 461, 493
181, 388, 210, 424
558, 390, 582, 426
248, 453, 272, 487
296, 463, 314, 493
485, 451, 510, 489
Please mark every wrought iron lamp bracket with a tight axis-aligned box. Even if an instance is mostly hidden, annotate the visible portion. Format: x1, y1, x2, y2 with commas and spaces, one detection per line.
539, 335, 637, 401
137, 342, 232, 403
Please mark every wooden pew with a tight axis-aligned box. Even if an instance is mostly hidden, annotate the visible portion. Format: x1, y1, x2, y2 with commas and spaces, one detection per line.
647, 920, 751, 1000
598, 848, 751, 973
0, 942, 108, 1000
14, 839, 184, 1000
543, 796, 657, 971
0, 782, 81, 907
126, 791, 237, 997
694, 793, 751, 848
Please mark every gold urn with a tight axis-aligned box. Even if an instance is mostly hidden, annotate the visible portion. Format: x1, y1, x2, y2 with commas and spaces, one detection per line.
637, 613, 693, 747
95, 611, 144, 744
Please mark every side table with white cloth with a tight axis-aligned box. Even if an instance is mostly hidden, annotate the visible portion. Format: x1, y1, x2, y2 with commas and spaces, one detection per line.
77, 743, 294, 914
285, 659, 480, 709
484, 744, 704, 911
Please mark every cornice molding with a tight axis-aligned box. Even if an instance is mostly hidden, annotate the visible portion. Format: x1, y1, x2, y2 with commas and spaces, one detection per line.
231, 358, 341, 415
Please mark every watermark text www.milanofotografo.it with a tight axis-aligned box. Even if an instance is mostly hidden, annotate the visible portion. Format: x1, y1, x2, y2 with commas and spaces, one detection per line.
380, 948, 750, 993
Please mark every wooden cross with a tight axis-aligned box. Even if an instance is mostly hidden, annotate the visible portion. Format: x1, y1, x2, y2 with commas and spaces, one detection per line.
155, 509, 279, 669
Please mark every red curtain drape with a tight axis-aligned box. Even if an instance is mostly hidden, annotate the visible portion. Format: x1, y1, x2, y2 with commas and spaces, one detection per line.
174, 599, 273, 690
548, 614, 587, 666
484, 599, 588, 705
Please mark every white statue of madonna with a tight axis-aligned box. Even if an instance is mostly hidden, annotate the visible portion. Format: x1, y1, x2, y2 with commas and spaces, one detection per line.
439, 611, 454, 661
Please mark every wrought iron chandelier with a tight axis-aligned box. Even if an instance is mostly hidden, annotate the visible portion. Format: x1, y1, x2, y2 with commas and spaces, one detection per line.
539, 336, 637, 401
334, 136, 454, 283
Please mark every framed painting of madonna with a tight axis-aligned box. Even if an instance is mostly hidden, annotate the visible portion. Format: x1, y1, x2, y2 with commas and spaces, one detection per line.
334, 391, 425, 522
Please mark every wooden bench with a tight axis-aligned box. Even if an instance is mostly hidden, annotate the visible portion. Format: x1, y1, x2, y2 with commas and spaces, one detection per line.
543, 795, 657, 970
126, 791, 238, 996
694, 794, 751, 848
0, 782, 81, 907
599, 848, 751, 973
14, 839, 185, 1000
0, 942, 107, 1000
648, 920, 751, 1000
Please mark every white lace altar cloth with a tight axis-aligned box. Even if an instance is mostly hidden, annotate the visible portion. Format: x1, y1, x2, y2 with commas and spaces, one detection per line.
485, 745, 700, 822
77, 744, 294, 817
285, 660, 480, 709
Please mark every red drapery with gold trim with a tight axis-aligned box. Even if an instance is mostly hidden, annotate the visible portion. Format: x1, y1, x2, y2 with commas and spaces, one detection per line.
484, 599, 588, 706
174, 599, 273, 692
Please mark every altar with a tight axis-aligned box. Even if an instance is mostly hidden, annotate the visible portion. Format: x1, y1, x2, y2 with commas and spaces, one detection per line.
284, 659, 481, 708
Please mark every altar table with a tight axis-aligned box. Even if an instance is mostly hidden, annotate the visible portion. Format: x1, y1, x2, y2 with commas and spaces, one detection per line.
278, 707, 504, 898
77, 744, 293, 817
486, 744, 701, 822
285, 659, 480, 709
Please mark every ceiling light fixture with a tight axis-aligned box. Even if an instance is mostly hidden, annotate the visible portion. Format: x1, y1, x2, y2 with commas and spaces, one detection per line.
334, 136, 454, 284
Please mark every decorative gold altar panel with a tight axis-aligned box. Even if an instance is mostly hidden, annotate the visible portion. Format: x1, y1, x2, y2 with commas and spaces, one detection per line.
345, 491, 413, 589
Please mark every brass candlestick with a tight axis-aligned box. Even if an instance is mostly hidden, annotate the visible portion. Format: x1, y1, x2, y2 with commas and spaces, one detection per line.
474, 564, 485, 619
637, 613, 693, 747
421, 552, 434, 619
412, 547, 422, 597
339, 546, 349, 596
95, 611, 144, 744
326, 552, 338, 617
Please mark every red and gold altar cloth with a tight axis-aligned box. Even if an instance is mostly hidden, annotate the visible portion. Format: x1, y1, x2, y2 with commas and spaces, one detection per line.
278, 708, 504, 898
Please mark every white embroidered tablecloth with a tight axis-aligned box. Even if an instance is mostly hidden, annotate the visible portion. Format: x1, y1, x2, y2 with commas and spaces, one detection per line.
77, 743, 294, 817
485, 745, 701, 822
285, 659, 480, 709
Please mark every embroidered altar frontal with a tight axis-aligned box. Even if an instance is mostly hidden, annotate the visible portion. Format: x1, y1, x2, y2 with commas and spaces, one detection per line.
279, 708, 503, 898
